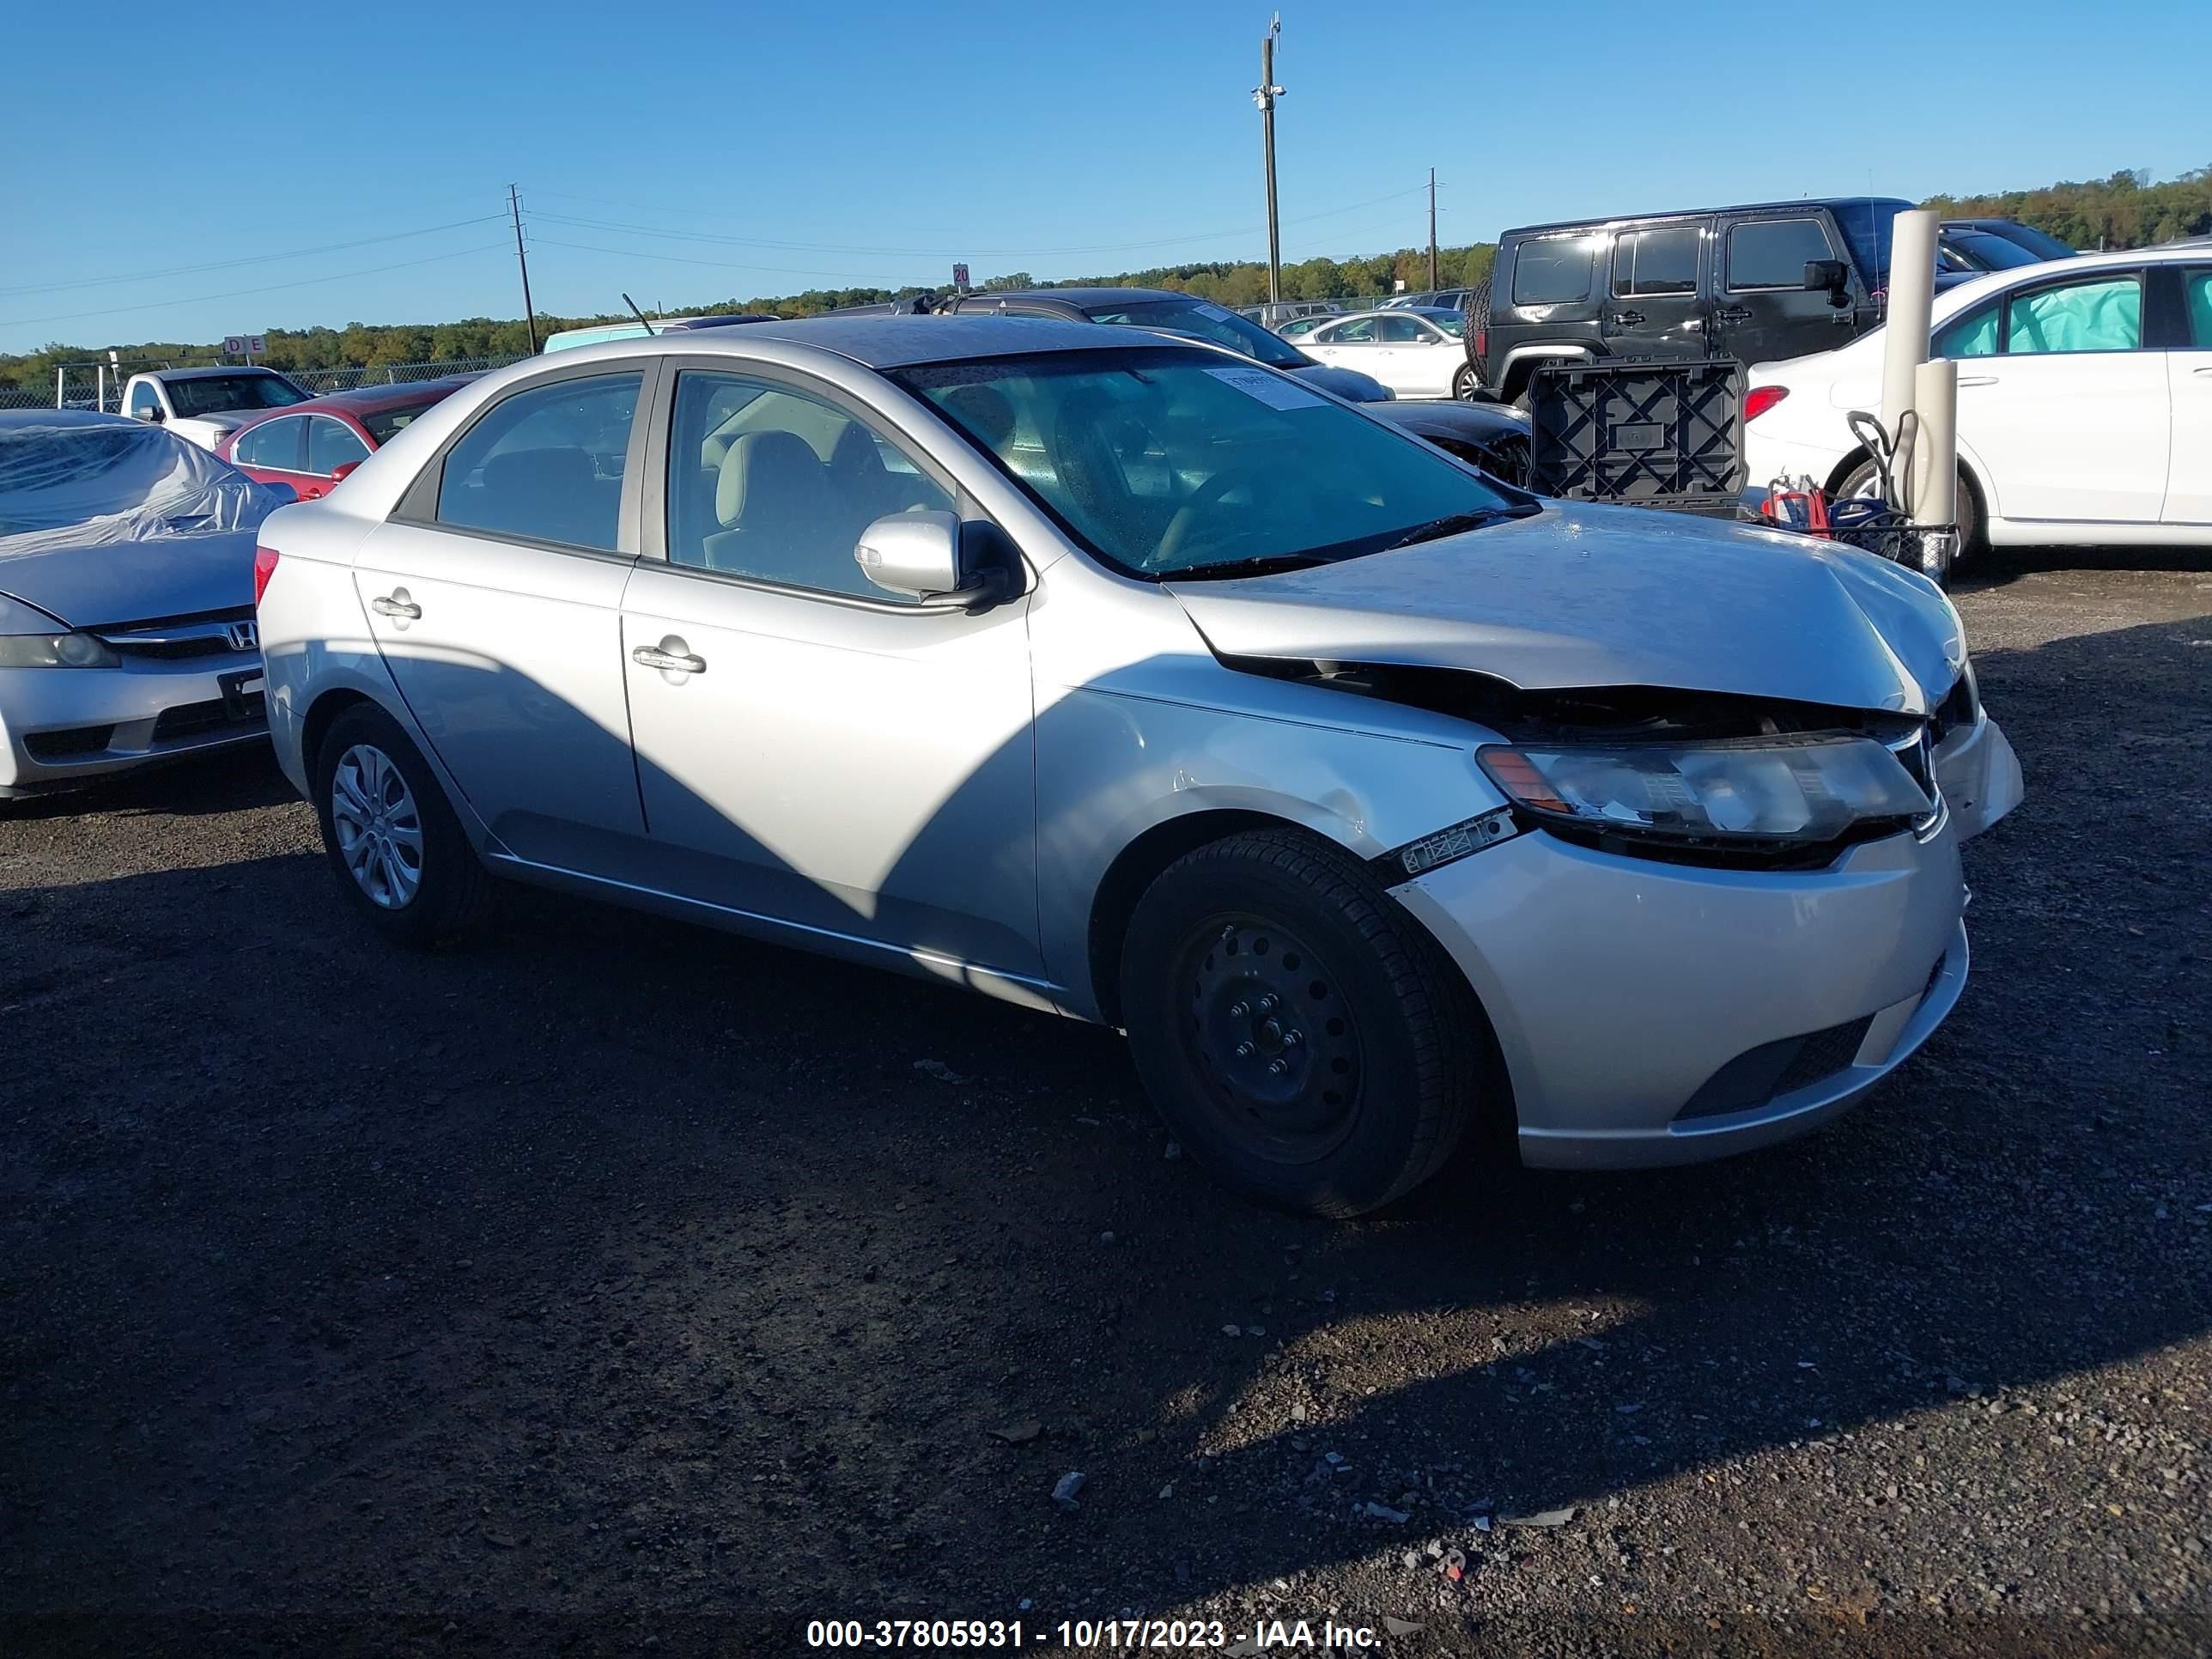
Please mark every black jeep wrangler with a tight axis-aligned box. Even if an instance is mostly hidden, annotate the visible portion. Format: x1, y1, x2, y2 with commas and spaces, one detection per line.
1468, 197, 1914, 403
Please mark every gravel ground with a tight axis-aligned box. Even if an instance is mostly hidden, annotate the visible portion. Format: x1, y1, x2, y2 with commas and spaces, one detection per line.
3, 555, 2209, 1658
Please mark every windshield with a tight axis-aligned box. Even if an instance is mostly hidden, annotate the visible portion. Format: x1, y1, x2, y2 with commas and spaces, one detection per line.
166, 374, 308, 419
898, 348, 1521, 580
1079, 298, 1310, 368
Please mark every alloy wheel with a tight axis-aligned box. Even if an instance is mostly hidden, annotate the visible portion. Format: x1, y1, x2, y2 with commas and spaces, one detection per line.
329, 743, 424, 909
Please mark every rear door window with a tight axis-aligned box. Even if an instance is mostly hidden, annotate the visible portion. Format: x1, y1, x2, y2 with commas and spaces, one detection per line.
1727, 217, 1838, 290
2004, 275, 2142, 355
1511, 237, 1595, 305
1612, 227, 1700, 297
2185, 270, 2212, 347
433, 372, 642, 551
235, 416, 306, 471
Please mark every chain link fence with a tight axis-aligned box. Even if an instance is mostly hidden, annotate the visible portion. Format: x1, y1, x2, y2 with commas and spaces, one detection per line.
17, 354, 527, 414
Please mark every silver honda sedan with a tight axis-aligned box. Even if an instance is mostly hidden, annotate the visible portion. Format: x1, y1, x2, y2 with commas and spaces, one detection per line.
256, 318, 2021, 1217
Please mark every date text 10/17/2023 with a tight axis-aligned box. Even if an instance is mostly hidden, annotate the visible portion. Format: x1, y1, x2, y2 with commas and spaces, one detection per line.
805, 1618, 1388, 1650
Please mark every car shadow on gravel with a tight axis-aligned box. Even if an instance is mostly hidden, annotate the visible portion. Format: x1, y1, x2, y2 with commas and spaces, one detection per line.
0, 743, 295, 821
3, 619, 2208, 1656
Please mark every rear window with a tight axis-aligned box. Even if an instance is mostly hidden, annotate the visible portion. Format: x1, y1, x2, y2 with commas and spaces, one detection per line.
1511, 237, 1594, 305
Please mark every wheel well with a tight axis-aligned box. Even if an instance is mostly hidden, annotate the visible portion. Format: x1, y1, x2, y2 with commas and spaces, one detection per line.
1087, 810, 1303, 1028
300, 688, 374, 782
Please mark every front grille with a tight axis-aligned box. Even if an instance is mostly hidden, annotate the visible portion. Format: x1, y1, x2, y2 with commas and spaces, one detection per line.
24, 724, 115, 761
1676, 1013, 1877, 1121
150, 695, 264, 742
94, 609, 257, 661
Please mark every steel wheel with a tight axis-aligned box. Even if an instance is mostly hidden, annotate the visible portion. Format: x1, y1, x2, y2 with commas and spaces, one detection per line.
329, 742, 423, 909
1176, 913, 1364, 1164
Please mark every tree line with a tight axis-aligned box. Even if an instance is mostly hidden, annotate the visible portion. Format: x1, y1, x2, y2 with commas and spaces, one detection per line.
7, 167, 2206, 395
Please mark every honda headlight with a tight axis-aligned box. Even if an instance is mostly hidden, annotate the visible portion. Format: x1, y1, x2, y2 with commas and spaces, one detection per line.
0, 598, 118, 669
1478, 734, 1930, 848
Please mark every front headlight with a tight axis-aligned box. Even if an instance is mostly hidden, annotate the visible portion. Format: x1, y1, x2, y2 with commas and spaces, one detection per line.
0, 630, 120, 669
1478, 734, 1931, 848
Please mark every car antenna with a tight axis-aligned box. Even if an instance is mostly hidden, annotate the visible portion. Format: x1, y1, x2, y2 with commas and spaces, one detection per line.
622, 294, 658, 336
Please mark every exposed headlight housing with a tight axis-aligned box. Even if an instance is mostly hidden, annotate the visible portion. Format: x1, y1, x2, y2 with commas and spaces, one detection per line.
1478, 734, 1932, 852
0, 629, 120, 669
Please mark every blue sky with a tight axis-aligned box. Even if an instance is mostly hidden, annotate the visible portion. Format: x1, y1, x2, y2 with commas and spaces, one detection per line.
5, 0, 2206, 354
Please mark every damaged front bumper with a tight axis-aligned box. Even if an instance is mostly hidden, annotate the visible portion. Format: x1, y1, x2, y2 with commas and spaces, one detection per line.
1389, 780, 1984, 1170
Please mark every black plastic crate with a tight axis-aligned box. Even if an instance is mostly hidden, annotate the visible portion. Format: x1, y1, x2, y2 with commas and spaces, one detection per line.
1528, 357, 1746, 503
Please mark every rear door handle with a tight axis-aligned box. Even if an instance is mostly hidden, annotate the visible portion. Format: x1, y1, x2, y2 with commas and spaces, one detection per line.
369, 590, 420, 619
632, 640, 706, 676
1958, 375, 1998, 387
1610, 310, 1644, 327
2194, 366, 2212, 377
1714, 306, 1752, 324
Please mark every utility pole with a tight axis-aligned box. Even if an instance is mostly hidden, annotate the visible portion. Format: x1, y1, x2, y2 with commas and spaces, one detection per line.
1427, 167, 1439, 290
509, 184, 538, 352
1254, 15, 1284, 304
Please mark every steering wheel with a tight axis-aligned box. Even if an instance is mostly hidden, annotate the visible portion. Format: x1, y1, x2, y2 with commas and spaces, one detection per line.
1150, 464, 1278, 571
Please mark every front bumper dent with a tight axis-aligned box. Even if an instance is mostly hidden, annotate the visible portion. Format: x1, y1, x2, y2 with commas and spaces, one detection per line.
1390, 819, 1970, 1169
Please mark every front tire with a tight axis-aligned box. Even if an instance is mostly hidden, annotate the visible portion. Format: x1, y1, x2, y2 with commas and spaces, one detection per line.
312, 703, 492, 947
1120, 830, 1486, 1218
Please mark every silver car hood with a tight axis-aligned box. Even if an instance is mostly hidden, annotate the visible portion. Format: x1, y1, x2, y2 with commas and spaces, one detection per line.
0, 527, 258, 629
1167, 501, 1965, 716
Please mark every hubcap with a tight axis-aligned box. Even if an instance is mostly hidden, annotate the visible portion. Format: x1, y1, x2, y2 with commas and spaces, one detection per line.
329, 743, 423, 909
1177, 915, 1362, 1162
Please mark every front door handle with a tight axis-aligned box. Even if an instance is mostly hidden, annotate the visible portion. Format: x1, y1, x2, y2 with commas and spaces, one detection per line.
370, 589, 421, 620
633, 639, 706, 676
1610, 310, 1645, 327
2194, 366, 2212, 377
1958, 375, 1998, 388
1714, 306, 1752, 324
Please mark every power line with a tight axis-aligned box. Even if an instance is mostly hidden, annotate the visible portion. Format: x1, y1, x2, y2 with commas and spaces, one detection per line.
524, 183, 1433, 260
531, 239, 893, 285
0, 215, 511, 299
0, 244, 511, 331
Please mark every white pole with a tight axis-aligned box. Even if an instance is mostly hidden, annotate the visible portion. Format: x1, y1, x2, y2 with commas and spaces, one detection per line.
1879, 209, 1939, 508
1910, 357, 1958, 527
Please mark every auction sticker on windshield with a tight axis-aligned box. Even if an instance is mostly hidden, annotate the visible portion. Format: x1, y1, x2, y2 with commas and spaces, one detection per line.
1204, 366, 1327, 411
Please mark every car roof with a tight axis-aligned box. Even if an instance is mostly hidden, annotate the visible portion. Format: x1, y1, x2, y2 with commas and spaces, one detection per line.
979, 287, 1188, 308
270, 376, 482, 416
1505, 196, 1911, 237
0, 407, 138, 429
576, 313, 1185, 369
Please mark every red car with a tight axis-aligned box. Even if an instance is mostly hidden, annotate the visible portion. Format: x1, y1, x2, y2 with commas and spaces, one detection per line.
218, 374, 480, 501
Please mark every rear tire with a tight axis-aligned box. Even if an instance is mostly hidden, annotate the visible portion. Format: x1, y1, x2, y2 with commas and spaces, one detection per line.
1120, 829, 1487, 1218
1835, 456, 1987, 564
1451, 365, 1479, 402
312, 703, 493, 948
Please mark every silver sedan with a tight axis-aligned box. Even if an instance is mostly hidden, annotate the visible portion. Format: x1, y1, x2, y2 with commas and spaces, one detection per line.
2, 410, 281, 798
256, 319, 2021, 1216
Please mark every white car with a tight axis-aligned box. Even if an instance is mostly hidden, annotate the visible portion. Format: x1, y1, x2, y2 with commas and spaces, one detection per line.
255, 318, 2020, 1217
1745, 245, 2212, 555
1297, 309, 1472, 401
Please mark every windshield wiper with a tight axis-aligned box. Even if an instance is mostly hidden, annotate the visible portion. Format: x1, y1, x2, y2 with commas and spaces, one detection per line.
1160, 552, 1330, 582
1382, 503, 1540, 551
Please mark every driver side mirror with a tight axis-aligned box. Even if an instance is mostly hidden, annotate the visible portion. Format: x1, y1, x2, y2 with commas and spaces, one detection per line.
1803, 258, 1853, 307
854, 509, 1011, 605
135, 404, 165, 422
